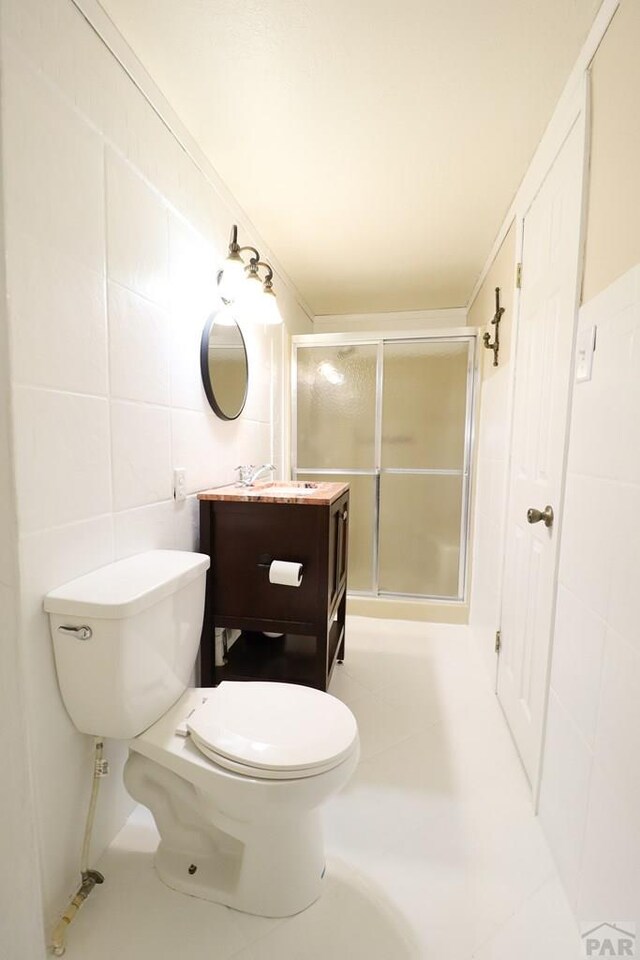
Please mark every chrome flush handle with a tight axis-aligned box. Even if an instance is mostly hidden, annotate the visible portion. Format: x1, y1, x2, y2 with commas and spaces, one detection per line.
57, 625, 93, 640
526, 505, 554, 528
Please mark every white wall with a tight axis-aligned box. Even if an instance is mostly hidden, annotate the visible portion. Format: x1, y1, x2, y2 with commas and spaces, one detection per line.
582, 0, 640, 304
538, 264, 640, 918
0, 101, 47, 956
313, 308, 466, 334
0, 0, 311, 936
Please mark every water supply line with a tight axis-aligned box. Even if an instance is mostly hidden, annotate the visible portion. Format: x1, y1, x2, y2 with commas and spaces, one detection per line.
49, 737, 107, 956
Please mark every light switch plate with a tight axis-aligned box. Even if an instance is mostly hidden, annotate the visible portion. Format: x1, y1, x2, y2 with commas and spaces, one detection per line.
173, 468, 187, 501
575, 325, 596, 382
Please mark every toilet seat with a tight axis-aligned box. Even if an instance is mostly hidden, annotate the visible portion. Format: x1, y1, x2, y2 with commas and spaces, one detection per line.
186, 681, 358, 781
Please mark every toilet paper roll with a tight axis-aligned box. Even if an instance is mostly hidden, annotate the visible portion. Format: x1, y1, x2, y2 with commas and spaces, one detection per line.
214, 627, 225, 666
268, 560, 303, 587
214, 627, 242, 665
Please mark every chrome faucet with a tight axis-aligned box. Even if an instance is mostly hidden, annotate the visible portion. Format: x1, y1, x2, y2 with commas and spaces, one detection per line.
235, 464, 276, 487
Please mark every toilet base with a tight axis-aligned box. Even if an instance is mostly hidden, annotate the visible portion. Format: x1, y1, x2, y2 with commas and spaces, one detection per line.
154, 823, 325, 917
124, 752, 327, 917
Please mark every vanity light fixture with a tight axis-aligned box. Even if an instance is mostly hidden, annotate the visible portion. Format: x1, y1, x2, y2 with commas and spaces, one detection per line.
218, 224, 283, 325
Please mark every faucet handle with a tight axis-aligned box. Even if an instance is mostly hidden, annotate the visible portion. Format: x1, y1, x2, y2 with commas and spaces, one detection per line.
235, 465, 254, 485
235, 463, 275, 487
255, 464, 276, 480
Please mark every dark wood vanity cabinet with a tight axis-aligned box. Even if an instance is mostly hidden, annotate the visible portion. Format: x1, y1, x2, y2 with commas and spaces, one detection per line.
198, 484, 349, 691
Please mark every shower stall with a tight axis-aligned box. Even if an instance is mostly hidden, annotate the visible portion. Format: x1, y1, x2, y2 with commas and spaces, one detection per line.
291, 330, 477, 603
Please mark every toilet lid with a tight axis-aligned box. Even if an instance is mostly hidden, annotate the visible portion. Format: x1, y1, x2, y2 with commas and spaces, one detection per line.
186, 681, 358, 775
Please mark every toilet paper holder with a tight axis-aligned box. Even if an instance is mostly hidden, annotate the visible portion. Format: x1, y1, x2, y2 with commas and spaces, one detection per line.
257, 553, 304, 575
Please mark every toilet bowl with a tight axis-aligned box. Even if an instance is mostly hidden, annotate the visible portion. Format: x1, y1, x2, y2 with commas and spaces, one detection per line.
125, 684, 358, 916
44, 550, 359, 918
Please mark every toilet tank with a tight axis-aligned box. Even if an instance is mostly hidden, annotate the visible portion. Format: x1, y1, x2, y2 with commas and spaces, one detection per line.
44, 550, 210, 739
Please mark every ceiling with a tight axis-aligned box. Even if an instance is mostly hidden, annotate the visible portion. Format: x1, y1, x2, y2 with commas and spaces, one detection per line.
98, 0, 601, 316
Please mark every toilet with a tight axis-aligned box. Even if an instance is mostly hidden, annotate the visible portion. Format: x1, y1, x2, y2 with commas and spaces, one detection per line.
44, 550, 359, 918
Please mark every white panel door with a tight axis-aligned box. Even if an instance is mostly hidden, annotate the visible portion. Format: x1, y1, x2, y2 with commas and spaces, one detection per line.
497, 116, 586, 791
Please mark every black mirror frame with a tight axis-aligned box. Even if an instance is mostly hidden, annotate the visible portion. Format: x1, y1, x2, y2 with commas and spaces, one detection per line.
200, 310, 249, 421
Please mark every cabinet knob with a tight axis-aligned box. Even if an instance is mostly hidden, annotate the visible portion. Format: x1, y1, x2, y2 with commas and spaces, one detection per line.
342, 510, 348, 521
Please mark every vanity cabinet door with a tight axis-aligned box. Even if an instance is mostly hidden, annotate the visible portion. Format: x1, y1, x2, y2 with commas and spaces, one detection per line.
209, 501, 325, 624
328, 493, 349, 610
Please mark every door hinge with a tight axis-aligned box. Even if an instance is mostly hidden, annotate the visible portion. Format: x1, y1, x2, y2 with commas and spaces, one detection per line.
516, 262, 522, 289
495, 629, 502, 654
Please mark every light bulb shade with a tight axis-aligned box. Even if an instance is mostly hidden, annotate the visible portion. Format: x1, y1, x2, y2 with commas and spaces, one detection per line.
215, 304, 238, 326
260, 285, 283, 325
243, 270, 264, 303
218, 255, 247, 302
235, 271, 265, 322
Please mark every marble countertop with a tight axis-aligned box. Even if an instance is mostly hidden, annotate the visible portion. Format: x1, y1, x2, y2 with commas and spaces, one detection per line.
197, 481, 349, 505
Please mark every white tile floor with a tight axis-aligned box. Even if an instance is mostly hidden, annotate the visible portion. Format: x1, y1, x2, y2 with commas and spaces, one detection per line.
64, 617, 584, 959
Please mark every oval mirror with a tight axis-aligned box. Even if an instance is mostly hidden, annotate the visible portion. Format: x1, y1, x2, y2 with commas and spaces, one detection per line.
200, 310, 248, 420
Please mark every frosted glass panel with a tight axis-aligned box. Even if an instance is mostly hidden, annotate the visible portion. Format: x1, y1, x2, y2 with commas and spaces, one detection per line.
297, 474, 375, 593
296, 345, 377, 469
294, 335, 474, 600
382, 341, 469, 469
378, 474, 462, 597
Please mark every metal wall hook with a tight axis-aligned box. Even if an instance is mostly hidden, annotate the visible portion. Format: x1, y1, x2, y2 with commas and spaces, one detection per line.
482, 287, 504, 367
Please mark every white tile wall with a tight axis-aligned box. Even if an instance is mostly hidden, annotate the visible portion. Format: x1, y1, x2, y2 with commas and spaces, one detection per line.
242, 324, 273, 425
607, 482, 640, 646
555, 473, 614, 620
2, 41, 105, 274
17, 517, 132, 918
8, 232, 108, 396
536, 691, 592, 899
592, 628, 640, 814
108, 282, 170, 406
0, 0, 310, 934
170, 408, 235, 493
539, 263, 640, 923
550, 586, 606, 747
0, 579, 48, 960
113, 500, 178, 560
105, 150, 168, 307
0, 241, 47, 959
12, 387, 112, 533
167, 215, 218, 412
110, 400, 173, 510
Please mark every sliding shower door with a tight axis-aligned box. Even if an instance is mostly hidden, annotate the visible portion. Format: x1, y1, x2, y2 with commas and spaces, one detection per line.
295, 343, 378, 593
292, 333, 475, 600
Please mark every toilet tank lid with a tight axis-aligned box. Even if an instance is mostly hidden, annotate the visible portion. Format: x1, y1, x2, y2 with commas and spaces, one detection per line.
44, 550, 210, 620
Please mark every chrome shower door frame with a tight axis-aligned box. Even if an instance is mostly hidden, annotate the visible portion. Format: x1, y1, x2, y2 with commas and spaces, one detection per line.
291, 328, 478, 603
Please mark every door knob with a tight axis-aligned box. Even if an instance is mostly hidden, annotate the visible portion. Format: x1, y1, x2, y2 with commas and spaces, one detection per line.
527, 505, 554, 528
